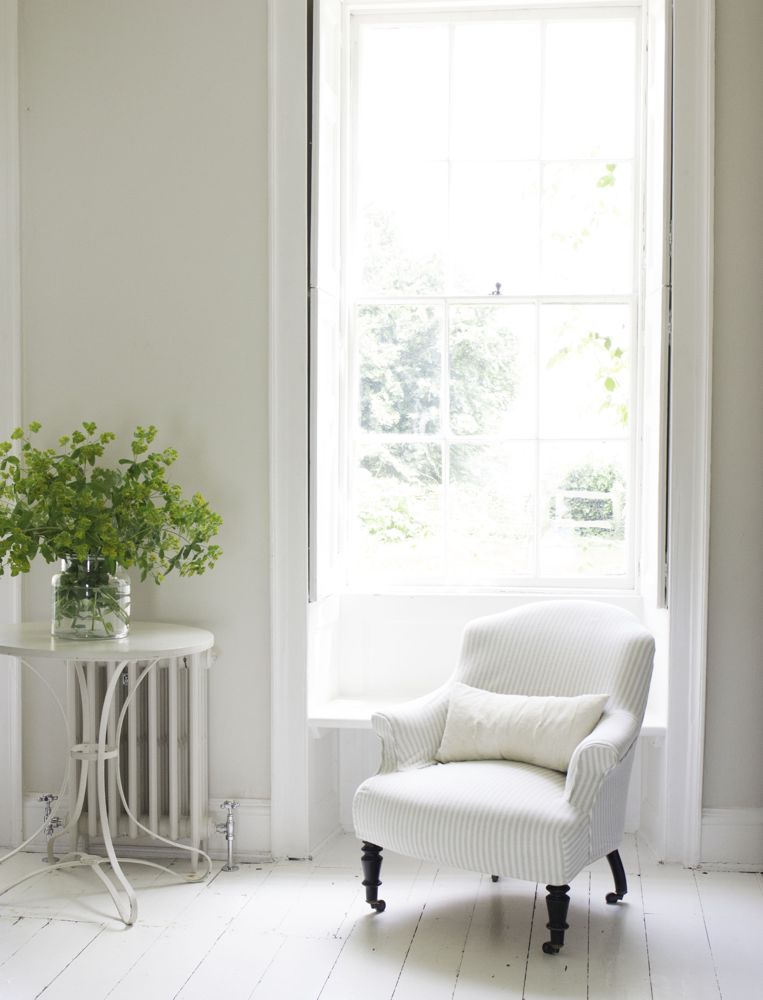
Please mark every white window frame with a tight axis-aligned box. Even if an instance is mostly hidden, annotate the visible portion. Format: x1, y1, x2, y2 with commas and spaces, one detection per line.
269, 0, 713, 867
341, 3, 644, 593
309, 0, 667, 715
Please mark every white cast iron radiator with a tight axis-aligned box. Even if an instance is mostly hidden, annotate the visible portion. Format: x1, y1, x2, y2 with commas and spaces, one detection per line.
65, 653, 210, 859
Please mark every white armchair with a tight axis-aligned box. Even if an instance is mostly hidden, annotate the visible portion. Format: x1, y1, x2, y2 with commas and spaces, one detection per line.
352, 600, 655, 955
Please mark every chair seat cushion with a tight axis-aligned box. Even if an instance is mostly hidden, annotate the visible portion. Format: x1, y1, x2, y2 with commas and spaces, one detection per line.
353, 759, 590, 885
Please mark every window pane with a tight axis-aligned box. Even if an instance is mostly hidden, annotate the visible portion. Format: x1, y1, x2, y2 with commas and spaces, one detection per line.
358, 162, 447, 295
539, 442, 628, 577
543, 19, 636, 160
448, 443, 535, 579
449, 304, 536, 436
353, 444, 443, 582
451, 21, 541, 160
344, 10, 642, 590
358, 305, 441, 434
357, 23, 449, 162
450, 162, 539, 295
539, 304, 630, 438
541, 162, 634, 294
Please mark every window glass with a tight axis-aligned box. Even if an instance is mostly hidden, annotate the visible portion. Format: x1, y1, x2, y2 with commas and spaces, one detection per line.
347, 9, 640, 587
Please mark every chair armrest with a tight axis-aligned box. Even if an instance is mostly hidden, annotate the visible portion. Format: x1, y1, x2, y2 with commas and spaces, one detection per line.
372, 685, 451, 773
564, 709, 640, 811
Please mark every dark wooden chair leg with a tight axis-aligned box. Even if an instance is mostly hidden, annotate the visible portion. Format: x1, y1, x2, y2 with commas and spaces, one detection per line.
361, 841, 386, 913
542, 884, 570, 954
606, 849, 628, 904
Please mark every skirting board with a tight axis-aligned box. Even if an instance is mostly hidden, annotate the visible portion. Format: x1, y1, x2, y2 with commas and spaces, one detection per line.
700, 808, 763, 871
20, 794, 272, 864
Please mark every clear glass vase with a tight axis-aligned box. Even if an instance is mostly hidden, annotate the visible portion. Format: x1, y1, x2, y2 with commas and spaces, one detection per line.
51, 557, 131, 639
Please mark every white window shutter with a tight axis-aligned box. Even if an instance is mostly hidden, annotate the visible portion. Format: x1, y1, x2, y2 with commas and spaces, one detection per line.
309, 0, 343, 601
641, 0, 672, 609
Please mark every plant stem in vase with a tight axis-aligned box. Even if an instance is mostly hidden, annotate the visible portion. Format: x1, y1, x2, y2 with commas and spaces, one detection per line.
51, 557, 130, 639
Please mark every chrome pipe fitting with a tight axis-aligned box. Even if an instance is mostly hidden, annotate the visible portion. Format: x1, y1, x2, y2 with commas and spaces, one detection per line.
39, 793, 62, 863
216, 799, 239, 872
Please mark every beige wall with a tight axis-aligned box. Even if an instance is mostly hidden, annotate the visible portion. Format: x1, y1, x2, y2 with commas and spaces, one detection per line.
704, 0, 763, 809
18, 0, 271, 801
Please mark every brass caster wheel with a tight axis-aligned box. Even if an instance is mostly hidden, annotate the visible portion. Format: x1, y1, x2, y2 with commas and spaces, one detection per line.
491, 875, 499, 883
370, 899, 386, 913
606, 891, 624, 904
542, 941, 560, 955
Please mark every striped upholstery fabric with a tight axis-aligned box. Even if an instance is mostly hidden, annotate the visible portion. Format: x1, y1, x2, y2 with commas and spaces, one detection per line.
353, 600, 654, 884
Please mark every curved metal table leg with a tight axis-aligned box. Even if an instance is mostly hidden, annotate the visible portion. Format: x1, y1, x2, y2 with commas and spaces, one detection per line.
0, 653, 213, 926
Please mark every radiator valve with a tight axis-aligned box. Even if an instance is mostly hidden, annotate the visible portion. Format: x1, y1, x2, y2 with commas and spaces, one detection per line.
39, 793, 62, 863
216, 799, 240, 872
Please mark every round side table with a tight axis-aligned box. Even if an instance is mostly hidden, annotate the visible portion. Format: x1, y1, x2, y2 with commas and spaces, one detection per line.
0, 621, 214, 925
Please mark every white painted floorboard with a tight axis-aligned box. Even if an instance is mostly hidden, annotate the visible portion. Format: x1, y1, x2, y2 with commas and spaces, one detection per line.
0, 834, 760, 999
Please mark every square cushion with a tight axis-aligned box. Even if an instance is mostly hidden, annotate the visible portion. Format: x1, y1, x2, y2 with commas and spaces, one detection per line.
435, 682, 608, 772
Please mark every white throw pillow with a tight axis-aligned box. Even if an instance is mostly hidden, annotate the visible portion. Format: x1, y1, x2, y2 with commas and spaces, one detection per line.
435, 682, 609, 772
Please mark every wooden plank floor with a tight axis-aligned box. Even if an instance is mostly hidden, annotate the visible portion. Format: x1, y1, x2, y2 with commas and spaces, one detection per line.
0, 834, 760, 999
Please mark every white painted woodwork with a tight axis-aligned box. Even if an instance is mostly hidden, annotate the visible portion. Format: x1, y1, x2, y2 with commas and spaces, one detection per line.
0, 0, 22, 853
0, 918, 101, 998
39, 924, 165, 1000
268, 0, 312, 860
271, 0, 716, 868
701, 808, 763, 870
640, 864, 722, 999
2, 833, 759, 999
693, 871, 763, 1000
663, 0, 715, 867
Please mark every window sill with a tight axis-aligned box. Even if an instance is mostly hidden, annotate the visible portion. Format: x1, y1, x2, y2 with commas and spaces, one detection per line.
308, 696, 666, 741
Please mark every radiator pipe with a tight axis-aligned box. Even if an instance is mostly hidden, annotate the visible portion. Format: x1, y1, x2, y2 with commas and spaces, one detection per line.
216, 800, 239, 871
39, 793, 62, 864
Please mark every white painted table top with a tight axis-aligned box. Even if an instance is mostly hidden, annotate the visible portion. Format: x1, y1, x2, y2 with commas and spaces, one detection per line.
0, 621, 214, 661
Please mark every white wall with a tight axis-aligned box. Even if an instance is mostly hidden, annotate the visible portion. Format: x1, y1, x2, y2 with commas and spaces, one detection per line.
17, 0, 270, 815
9, 0, 763, 862
703, 0, 763, 812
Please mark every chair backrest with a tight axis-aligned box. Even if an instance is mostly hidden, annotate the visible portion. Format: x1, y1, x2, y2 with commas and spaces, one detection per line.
455, 600, 654, 721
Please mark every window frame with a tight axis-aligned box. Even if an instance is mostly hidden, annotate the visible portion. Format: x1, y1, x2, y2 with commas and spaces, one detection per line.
339, 1, 646, 593
272, 0, 714, 866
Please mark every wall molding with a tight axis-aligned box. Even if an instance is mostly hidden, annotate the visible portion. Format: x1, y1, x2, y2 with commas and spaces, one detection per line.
22, 794, 272, 863
700, 808, 763, 871
0, 0, 23, 853
208, 797, 271, 862
268, 0, 716, 865
663, 0, 715, 866
268, 0, 312, 860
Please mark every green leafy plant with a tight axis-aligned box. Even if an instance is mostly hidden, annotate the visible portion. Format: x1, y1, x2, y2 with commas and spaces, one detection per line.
0, 421, 222, 583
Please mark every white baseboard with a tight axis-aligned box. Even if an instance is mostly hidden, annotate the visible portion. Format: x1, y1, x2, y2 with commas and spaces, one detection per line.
22, 791, 73, 854
208, 797, 271, 862
700, 808, 763, 871
21, 793, 272, 864
308, 824, 344, 861
637, 731, 667, 861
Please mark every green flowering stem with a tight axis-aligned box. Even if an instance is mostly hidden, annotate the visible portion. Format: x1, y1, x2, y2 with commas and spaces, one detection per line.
0, 422, 223, 588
